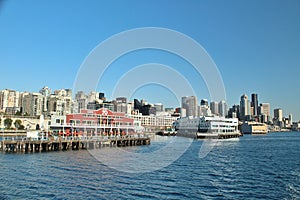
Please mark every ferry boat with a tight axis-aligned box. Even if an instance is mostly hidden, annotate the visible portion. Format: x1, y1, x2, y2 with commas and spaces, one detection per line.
174, 116, 241, 139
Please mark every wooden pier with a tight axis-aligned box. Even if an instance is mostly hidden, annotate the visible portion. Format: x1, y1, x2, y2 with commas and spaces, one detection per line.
0, 136, 151, 153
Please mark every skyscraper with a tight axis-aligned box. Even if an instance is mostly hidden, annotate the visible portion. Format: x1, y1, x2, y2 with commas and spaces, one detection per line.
240, 94, 250, 120
274, 108, 283, 122
181, 96, 198, 117
251, 93, 258, 116
199, 99, 211, 117
154, 103, 164, 112
259, 103, 271, 122
218, 100, 228, 117
210, 101, 219, 116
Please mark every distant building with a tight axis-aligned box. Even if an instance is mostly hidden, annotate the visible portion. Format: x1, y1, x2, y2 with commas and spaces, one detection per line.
240, 94, 250, 121
200, 99, 208, 107
228, 105, 240, 119
154, 103, 164, 112
199, 99, 211, 117
251, 93, 258, 116
127, 112, 179, 132
175, 107, 186, 118
259, 103, 271, 123
241, 122, 268, 134
39, 86, 51, 96
292, 122, 300, 131
274, 108, 283, 121
0, 89, 20, 114
134, 99, 156, 115
165, 107, 175, 115
218, 100, 228, 117
99, 92, 105, 100
210, 101, 219, 116
22, 93, 43, 116
181, 96, 198, 117
274, 108, 283, 127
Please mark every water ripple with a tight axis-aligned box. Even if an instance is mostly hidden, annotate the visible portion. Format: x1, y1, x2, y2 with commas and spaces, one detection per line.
0, 132, 300, 199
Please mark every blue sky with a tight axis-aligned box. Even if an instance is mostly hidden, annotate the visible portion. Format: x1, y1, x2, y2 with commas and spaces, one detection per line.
0, 0, 300, 120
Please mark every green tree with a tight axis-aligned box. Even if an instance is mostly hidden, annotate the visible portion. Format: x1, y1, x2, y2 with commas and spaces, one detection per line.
14, 119, 22, 130
15, 110, 22, 116
4, 118, 13, 129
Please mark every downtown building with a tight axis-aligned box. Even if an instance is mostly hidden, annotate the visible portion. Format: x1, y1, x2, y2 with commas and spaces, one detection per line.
0, 89, 20, 114
181, 96, 198, 117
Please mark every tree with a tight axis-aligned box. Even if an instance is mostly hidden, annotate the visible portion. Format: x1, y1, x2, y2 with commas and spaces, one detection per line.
4, 118, 13, 129
14, 119, 22, 130
15, 110, 22, 116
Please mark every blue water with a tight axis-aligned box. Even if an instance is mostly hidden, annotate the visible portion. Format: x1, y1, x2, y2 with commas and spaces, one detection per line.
0, 132, 300, 199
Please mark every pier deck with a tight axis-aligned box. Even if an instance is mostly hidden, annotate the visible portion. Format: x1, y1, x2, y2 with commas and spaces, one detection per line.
0, 136, 150, 153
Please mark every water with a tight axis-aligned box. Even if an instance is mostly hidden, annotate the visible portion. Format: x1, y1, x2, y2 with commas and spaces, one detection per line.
0, 132, 300, 199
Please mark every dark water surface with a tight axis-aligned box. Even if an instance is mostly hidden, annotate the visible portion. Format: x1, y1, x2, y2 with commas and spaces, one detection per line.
0, 132, 299, 199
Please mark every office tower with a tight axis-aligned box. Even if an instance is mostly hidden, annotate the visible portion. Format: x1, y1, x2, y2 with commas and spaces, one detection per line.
289, 114, 293, 124
218, 100, 228, 117
22, 93, 43, 116
228, 105, 240, 119
154, 103, 164, 112
200, 99, 208, 106
274, 108, 283, 122
181, 96, 198, 117
199, 99, 211, 116
251, 93, 259, 116
99, 92, 105, 100
115, 97, 128, 113
0, 89, 20, 114
259, 103, 271, 122
210, 101, 219, 116
240, 94, 250, 120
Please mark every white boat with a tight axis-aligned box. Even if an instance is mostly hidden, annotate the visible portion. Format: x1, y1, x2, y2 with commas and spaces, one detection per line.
175, 116, 241, 139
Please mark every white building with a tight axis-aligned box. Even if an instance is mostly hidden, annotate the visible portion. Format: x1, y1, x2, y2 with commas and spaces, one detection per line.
0, 89, 20, 114
126, 113, 179, 132
240, 94, 250, 119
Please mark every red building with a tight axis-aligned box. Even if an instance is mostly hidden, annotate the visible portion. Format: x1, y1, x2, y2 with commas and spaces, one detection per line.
51, 108, 138, 136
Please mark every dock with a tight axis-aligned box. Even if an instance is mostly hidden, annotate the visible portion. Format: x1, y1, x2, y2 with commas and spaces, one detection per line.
0, 135, 151, 153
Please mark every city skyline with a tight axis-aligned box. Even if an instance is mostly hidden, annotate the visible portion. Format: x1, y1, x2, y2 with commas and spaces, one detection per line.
0, 1, 300, 120
0, 86, 294, 123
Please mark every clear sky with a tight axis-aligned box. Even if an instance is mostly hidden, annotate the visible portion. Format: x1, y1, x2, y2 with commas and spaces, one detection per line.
0, 0, 300, 120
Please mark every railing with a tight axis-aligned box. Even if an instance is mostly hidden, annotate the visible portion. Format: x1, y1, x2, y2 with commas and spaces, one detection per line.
1, 133, 149, 142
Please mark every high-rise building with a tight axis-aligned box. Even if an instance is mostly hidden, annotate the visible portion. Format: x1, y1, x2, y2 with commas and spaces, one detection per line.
289, 114, 293, 124
39, 86, 51, 96
251, 93, 259, 116
228, 105, 240, 119
134, 99, 156, 115
181, 96, 198, 117
22, 93, 43, 116
154, 103, 164, 112
199, 99, 211, 117
0, 89, 20, 114
116, 97, 127, 103
240, 94, 250, 120
115, 97, 128, 113
99, 92, 105, 100
259, 103, 271, 122
218, 100, 228, 117
210, 101, 219, 116
175, 107, 186, 118
274, 108, 283, 122
200, 99, 208, 107
274, 108, 283, 127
